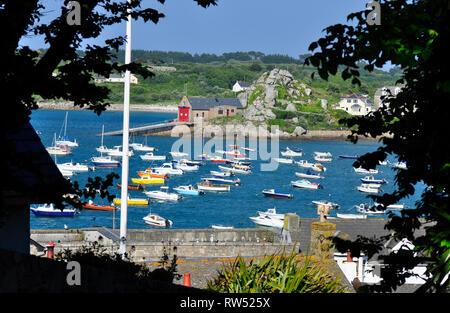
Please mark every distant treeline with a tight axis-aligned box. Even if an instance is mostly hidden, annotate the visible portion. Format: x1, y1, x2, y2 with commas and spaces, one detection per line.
109, 50, 312, 65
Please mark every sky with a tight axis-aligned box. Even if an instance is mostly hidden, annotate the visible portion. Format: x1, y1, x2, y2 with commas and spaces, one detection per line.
21, 0, 367, 58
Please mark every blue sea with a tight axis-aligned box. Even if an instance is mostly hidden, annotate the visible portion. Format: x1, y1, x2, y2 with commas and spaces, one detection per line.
29, 110, 425, 230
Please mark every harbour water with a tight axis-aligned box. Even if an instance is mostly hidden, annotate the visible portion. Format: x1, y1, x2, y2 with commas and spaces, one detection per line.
30, 110, 425, 230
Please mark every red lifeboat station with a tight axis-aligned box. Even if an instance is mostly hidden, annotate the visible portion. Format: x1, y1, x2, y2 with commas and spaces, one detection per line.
178, 105, 190, 122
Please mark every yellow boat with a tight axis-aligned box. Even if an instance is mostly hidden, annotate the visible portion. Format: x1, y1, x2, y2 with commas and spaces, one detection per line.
131, 177, 165, 185
113, 196, 149, 206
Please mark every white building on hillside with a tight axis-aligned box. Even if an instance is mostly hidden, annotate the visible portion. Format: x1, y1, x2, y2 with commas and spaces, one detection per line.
374, 86, 402, 109
337, 93, 375, 116
232, 80, 251, 92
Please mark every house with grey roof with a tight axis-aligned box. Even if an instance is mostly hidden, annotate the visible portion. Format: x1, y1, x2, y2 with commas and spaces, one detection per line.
337, 92, 375, 116
177, 96, 244, 122
232, 80, 252, 92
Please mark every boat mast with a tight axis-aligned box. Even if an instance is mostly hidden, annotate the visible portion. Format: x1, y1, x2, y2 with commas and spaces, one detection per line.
119, 1, 132, 259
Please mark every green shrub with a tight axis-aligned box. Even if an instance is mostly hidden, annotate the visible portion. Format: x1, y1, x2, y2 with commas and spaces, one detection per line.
206, 250, 347, 293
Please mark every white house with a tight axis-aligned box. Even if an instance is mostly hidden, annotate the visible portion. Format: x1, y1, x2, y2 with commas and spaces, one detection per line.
94, 73, 139, 85
374, 86, 402, 109
232, 80, 251, 92
337, 93, 375, 116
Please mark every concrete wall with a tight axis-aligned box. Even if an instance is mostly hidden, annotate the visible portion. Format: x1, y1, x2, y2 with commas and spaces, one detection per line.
30, 228, 295, 262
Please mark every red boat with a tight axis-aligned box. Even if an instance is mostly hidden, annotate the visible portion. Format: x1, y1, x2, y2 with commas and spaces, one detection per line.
82, 201, 116, 211
117, 183, 145, 191
210, 157, 228, 163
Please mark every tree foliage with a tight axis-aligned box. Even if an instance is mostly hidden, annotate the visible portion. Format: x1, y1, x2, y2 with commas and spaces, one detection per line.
0, 0, 216, 211
305, 0, 450, 292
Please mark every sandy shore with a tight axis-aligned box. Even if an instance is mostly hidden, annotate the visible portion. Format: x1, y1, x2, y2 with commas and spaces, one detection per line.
37, 101, 178, 113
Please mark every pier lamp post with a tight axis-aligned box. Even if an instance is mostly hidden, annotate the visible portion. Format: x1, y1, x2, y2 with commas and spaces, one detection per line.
119, 0, 132, 259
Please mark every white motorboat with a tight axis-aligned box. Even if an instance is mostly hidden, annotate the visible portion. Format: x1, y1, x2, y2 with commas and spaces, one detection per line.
249, 215, 284, 229
311, 163, 326, 172
257, 207, 286, 220
291, 179, 322, 190
197, 182, 230, 192
107, 145, 134, 157
131, 143, 156, 152
201, 177, 241, 186
210, 170, 232, 177
336, 213, 367, 219
140, 152, 166, 161
274, 157, 294, 164
353, 167, 379, 174
218, 165, 251, 175
172, 160, 199, 172
91, 155, 121, 167
357, 184, 380, 194
281, 147, 303, 157
173, 185, 205, 196
314, 156, 333, 162
296, 160, 315, 168
152, 163, 184, 175
145, 186, 181, 201
170, 151, 189, 158
314, 152, 332, 157
312, 200, 340, 210
295, 171, 324, 179
143, 213, 173, 227
55, 112, 79, 147
57, 161, 90, 172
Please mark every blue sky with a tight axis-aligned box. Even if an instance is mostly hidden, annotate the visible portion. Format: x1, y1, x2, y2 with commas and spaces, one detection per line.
22, 0, 366, 58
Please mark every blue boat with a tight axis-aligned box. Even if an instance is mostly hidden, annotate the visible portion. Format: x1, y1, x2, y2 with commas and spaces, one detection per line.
30, 204, 77, 217
360, 176, 387, 185
173, 185, 205, 196
262, 189, 293, 199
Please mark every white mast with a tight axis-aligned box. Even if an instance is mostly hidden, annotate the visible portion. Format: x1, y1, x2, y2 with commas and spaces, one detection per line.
119, 0, 132, 258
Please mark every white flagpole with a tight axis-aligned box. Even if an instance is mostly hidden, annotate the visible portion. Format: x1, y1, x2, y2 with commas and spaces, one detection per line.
119, 1, 132, 258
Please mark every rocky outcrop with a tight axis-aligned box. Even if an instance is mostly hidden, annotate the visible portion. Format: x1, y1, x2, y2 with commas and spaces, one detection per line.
239, 68, 312, 123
